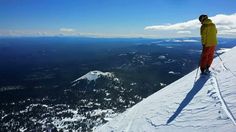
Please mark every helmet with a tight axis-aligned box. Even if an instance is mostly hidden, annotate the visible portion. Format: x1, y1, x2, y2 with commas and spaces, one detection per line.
199, 14, 208, 22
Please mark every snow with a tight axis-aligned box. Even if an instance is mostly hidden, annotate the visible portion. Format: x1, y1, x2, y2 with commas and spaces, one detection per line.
168, 71, 181, 75
160, 83, 167, 87
94, 46, 236, 132
51, 108, 86, 130
158, 55, 166, 59
104, 98, 112, 101
19, 127, 27, 132
72, 70, 113, 84
217, 48, 231, 54
130, 83, 137, 86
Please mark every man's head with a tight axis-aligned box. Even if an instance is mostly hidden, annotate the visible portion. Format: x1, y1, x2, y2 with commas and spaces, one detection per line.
199, 14, 208, 24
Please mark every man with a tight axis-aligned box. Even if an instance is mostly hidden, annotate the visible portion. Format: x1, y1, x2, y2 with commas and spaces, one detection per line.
199, 14, 217, 75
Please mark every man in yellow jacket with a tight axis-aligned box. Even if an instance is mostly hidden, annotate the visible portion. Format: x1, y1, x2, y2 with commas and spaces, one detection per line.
199, 14, 217, 74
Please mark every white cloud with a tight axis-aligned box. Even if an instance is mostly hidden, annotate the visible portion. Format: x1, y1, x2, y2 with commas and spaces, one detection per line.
212, 14, 236, 29
219, 29, 236, 35
59, 28, 76, 32
145, 13, 236, 37
58, 28, 82, 36
212, 13, 236, 36
145, 19, 200, 31
0, 29, 80, 37
0, 30, 51, 36
177, 31, 192, 34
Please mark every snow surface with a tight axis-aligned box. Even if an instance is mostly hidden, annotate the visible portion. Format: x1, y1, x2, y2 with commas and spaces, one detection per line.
72, 70, 113, 84
94, 47, 236, 132
217, 48, 231, 54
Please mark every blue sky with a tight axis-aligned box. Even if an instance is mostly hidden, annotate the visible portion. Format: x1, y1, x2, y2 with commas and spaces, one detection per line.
0, 0, 236, 38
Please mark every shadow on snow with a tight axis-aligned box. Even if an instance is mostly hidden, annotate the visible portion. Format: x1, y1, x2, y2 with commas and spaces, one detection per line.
166, 76, 210, 124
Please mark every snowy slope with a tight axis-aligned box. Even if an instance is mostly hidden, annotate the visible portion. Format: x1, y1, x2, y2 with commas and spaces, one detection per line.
94, 47, 236, 132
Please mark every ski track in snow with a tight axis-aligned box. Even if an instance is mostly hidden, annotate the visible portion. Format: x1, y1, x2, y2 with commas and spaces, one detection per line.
213, 49, 236, 124
94, 47, 236, 132
211, 69, 236, 125
125, 107, 138, 132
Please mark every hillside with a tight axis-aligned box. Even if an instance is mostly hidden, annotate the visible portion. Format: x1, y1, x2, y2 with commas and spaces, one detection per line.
94, 46, 236, 132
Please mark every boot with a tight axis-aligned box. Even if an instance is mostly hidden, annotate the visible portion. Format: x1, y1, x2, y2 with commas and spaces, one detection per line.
200, 68, 207, 75
205, 66, 211, 74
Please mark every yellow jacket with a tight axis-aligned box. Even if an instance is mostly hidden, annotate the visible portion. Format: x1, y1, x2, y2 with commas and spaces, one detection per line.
200, 19, 218, 47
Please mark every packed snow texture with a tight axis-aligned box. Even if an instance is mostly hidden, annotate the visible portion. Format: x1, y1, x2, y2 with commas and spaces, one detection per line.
94, 47, 236, 132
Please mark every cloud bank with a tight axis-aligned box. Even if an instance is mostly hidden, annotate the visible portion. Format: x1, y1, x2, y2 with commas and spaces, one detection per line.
145, 13, 236, 37
59, 28, 76, 32
177, 31, 192, 34
145, 19, 199, 31
0, 28, 79, 37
